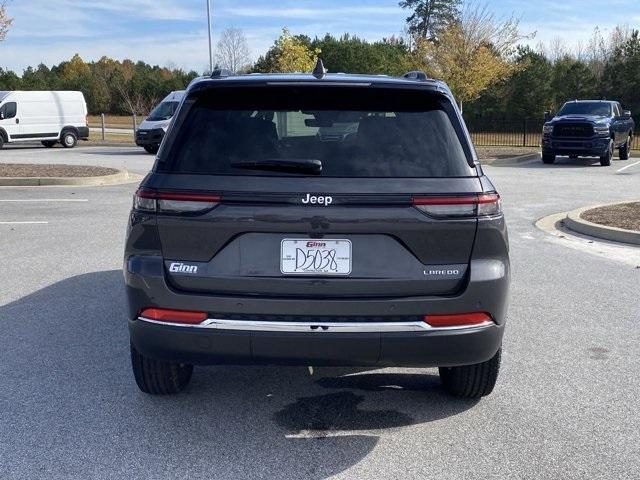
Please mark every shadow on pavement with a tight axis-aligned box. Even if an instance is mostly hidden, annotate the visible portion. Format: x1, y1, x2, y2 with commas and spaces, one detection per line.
0, 270, 475, 479
498, 155, 627, 169
80, 148, 149, 156
1, 143, 53, 150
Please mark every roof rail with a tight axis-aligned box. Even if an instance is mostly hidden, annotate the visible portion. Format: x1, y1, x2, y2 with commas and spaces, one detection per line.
402, 71, 429, 81
211, 68, 233, 79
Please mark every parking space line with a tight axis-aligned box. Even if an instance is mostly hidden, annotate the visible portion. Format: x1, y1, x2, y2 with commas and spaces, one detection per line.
616, 160, 640, 173
0, 221, 49, 224
0, 199, 88, 202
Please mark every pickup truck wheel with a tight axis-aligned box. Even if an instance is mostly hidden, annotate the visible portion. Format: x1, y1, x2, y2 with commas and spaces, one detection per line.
542, 153, 555, 164
619, 136, 631, 160
439, 347, 501, 399
144, 145, 159, 154
130, 342, 193, 394
600, 141, 613, 166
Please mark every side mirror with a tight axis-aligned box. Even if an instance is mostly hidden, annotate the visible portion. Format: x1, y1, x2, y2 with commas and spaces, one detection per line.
622, 110, 632, 119
544, 111, 552, 122
0, 112, 4, 120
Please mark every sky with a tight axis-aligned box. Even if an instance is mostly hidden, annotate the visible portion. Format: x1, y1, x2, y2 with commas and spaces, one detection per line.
1, 0, 639, 73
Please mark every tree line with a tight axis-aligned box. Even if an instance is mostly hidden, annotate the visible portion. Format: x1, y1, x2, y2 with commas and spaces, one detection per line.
0, 56, 199, 115
0, 0, 638, 124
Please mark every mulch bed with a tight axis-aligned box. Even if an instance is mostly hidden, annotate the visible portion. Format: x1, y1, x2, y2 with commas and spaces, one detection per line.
475, 147, 539, 160
581, 202, 640, 232
0, 163, 118, 178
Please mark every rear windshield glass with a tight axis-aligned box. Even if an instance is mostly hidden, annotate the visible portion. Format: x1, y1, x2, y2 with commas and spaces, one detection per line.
158, 86, 474, 178
558, 102, 611, 117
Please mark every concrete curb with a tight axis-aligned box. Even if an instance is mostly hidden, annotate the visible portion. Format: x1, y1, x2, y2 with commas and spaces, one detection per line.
481, 153, 540, 166
564, 203, 640, 246
0, 169, 143, 187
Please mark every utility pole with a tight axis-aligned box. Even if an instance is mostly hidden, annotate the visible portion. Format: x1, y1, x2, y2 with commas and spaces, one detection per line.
206, 0, 213, 73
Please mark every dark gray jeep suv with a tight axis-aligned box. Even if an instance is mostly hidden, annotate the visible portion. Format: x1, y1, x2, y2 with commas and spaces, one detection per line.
124, 66, 510, 399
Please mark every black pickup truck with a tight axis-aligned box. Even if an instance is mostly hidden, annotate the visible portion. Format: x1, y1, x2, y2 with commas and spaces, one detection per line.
541, 100, 635, 166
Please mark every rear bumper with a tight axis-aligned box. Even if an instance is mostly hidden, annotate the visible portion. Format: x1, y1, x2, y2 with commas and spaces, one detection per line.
542, 136, 610, 156
78, 127, 89, 140
129, 317, 504, 367
124, 254, 509, 367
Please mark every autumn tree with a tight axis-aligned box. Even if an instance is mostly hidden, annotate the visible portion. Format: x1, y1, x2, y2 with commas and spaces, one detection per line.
254, 28, 320, 73
216, 27, 251, 73
408, 2, 527, 111
399, 0, 460, 40
0, 1, 11, 42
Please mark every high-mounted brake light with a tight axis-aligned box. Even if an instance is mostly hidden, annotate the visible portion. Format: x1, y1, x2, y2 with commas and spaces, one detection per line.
140, 308, 207, 325
134, 189, 221, 213
412, 193, 501, 218
423, 312, 493, 327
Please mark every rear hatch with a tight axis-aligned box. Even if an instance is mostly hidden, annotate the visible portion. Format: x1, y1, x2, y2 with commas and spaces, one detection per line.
146, 81, 486, 299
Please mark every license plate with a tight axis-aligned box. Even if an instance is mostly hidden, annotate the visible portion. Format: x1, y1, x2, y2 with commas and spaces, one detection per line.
280, 239, 352, 275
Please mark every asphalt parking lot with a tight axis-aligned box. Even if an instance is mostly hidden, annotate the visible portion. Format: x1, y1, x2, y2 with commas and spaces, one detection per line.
1, 145, 640, 479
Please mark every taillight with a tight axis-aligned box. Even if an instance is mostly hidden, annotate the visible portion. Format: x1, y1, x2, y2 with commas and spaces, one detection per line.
134, 189, 221, 213
139, 308, 207, 325
412, 193, 501, 218
424, 312, 493, 327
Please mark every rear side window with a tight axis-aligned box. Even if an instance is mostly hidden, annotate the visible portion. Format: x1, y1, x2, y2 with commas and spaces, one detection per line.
0, 102, 16, 119
158, 86, 474, 178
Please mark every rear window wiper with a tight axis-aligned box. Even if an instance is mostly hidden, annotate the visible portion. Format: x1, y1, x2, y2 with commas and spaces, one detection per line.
230, 158, 322, 174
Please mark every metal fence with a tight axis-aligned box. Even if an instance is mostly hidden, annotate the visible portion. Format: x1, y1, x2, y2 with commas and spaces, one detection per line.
465, 117, 638, 150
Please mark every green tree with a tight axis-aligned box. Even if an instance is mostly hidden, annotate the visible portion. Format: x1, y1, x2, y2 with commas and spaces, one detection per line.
0, 68, 20, 89
21, 64, 57, 90
399, 0, 460, 40
550, 56, 597, 108
463, 46, 552, 124
310, 34, 410, 75
601, 30, 640, 122
506, 46, 554, 119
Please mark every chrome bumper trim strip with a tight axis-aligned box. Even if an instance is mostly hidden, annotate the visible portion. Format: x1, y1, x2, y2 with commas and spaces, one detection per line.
137, 317, 494, 333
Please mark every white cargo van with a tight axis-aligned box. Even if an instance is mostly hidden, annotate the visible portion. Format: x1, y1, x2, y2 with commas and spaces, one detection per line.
0, 91, 89, 148
135, 90, 185, 154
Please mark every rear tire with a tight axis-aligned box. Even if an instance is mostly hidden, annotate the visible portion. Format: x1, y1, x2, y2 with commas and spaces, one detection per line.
130, 342, 193, 394
42, 140, 57, 148
619, 136, 631, 160
144, 145, 159, 154
600, 141, 613, 166
542, 153, 555, 164
61, 130, 78, 148
439, 348, 501, 399
0, 135, 4, 149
